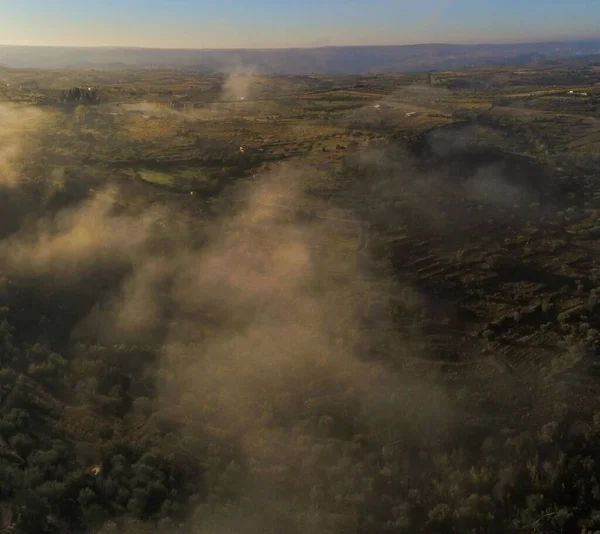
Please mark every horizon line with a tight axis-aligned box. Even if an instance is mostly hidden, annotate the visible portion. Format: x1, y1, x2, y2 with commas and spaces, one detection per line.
1, 36, 600, 52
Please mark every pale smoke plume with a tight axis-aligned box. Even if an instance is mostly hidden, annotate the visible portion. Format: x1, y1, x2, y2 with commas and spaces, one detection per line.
121, 102, 181, 118
121, 68, 263, 121
221, 66, 260, 102
160, 171, 450, 533
0, 188, 166, 280
0, 103, 46, 184
91, 257, 173, 340
129, 167, 451, 531
0, 96, 456, 533
427, 124, 496, 157
0, 157, 452, 532
463, 163, 526, 208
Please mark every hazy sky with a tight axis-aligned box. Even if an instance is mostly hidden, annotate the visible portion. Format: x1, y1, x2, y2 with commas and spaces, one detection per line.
1, 0, 598, 49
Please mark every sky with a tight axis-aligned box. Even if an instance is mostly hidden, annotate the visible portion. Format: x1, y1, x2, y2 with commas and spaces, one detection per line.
0, 0, 599, 49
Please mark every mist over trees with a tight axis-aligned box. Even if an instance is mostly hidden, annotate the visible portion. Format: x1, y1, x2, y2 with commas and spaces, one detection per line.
1, 57, 600, 534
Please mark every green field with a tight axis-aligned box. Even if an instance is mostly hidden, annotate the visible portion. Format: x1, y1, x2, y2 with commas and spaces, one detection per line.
138, 169, 176, 187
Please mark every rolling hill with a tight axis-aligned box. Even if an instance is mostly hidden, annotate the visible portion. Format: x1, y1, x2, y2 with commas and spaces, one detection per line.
1, 39, 600, 74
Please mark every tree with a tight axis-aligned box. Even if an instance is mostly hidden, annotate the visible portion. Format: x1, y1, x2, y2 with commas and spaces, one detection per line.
427, 503, 453, 533
10, 434, 36, 460
0, 320, 18, 367
133, 397, 153, 417
12, 490, 51, 533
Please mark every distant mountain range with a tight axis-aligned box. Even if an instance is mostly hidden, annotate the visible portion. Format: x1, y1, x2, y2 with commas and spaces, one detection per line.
1, 40, 600, 74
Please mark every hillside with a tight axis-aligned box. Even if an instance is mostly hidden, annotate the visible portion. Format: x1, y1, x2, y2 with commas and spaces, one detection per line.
1, 59, 600, 533
1, 39, 600, 74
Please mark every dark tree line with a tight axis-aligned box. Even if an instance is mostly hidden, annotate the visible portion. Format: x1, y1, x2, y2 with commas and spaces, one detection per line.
60, 88, 99, 105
